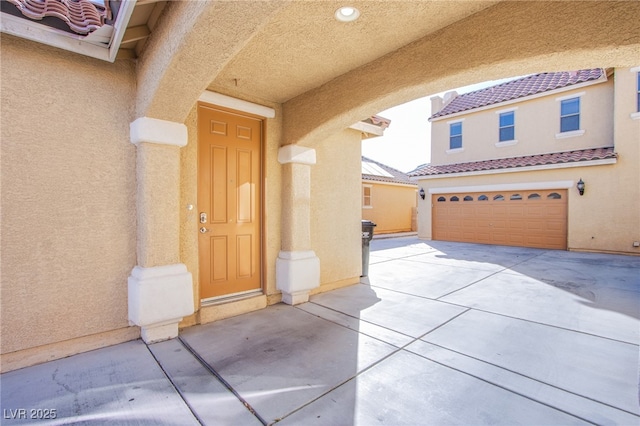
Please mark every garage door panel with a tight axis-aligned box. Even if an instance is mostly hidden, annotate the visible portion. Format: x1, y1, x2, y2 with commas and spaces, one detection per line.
432, 190, 567, 250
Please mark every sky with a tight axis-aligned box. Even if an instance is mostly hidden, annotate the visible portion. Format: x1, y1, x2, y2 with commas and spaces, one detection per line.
361, 77, 519, 173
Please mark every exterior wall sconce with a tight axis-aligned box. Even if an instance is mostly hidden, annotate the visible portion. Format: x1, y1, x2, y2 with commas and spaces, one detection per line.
576, 178, 585, 196
419, 188, 426, 200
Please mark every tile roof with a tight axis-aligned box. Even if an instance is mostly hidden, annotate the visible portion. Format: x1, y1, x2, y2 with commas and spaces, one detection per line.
6, 0, 108, 35
362, 156, 416, 185
430, 69, 605, 120
408, 147, 616, 177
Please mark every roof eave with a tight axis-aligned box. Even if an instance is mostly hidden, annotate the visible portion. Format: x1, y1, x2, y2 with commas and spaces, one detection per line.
0, 1, 136, 62
412, 157, 617, 180
429, 72, 609, 122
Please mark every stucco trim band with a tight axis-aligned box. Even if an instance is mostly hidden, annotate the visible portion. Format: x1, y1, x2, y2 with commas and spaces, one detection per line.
278, 145, 316, 165
276, 250, 320, 305
128, 263, 194, 343
427, 180, 574, 194
130, 117, 188, 147
198, 91, 276, 118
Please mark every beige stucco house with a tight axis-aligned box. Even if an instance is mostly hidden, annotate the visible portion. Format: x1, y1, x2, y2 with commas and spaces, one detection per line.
362, 157, 417, 234
2, 1, 639, 372
410, 68, 640, 254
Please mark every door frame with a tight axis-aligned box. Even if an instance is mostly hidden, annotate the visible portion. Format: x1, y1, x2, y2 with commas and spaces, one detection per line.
196, 102, 266, 303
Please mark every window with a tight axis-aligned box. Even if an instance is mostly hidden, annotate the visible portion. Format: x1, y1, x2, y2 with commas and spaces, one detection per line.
493, 194, 504, 201
450, 196, 459, 202
528, 193, 541, 200
362, 185, 372, 208
637, 72, 640, 113
510, 194, 522, 200
560, 97, 580, 132
463, 196, 473, 201
548, 192, 562, 200
449, 122, 462, 149
499, 111, 515, 142
437, 196, 446, 202
478, 195, 489, 201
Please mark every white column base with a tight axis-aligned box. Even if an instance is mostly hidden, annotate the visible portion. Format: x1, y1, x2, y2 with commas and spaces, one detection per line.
276, 250, 320, 305
128, 263, 194, 344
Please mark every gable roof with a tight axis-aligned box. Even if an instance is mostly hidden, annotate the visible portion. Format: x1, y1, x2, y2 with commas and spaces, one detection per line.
362, 156, 416, 185
430, 68, 605, 120
408, 147, 616, 177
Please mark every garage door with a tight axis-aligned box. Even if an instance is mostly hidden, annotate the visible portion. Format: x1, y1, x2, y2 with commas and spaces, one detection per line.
432, 190, 567, 249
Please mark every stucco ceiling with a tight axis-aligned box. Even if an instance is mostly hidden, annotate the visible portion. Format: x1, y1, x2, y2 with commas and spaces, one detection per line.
207, 1, 499, 104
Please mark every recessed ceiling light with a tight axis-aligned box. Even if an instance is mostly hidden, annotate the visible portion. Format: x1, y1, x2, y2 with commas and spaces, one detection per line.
335, 6, 360, 22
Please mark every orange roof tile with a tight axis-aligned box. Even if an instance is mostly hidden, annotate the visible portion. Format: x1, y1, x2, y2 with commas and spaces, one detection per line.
408, 147, 616, 177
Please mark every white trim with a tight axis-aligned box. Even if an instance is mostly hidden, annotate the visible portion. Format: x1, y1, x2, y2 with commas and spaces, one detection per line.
0, 1, 135, 62
278, 145, 316, 165
495, 106, 519, 114
128, 263, 194, 343
446, 147, 464, 154
428, 180, 574, 194
555, 129, 585, 139
198, 91, 275, 118
556, 91, 585, 102
130, 117, 188, 147
631, 112, 640, 120
430, 75, 607, 122
412, 157, 617, 181
276, 251, 320, 305
495, 140, 518, 147
349, 121, 386, 136
630, 66, 640, 73
446, 118, 465, 124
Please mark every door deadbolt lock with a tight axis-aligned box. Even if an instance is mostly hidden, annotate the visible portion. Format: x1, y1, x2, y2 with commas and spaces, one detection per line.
200, 212, 207, 224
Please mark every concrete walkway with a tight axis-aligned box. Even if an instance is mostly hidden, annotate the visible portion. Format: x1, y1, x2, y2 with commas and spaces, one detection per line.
2, 238, 639, 425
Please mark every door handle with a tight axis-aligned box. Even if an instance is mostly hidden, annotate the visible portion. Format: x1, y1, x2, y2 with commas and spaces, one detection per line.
199, 227, 210, 234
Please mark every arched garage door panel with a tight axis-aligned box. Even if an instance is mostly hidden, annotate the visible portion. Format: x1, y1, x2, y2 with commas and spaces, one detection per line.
432, 190, 567, 250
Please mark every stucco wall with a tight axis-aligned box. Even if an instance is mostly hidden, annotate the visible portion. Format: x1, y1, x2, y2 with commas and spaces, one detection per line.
431, 78, 615, 166
362, 182, 416, 234
1, 35, 137, 355
311, 130, 362, 287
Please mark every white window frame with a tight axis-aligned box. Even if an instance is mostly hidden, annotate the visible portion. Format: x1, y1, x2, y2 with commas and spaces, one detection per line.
448, 119, 464, 151
632, 67, 640, 120
362, 185, 373, 209
496, 107, 518, 145
556, 92, 586, 139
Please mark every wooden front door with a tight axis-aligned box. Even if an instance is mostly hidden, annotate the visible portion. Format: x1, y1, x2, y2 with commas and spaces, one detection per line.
198, 104, 262, 300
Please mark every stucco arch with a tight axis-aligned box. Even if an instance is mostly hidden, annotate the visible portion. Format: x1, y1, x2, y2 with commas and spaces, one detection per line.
282, 1, 640, 148
135, 1, 287, 123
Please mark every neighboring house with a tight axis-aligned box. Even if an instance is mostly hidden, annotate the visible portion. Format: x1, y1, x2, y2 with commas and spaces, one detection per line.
1, 0, 638, 373
362, 156, 417, 234
409, 68, 640, 254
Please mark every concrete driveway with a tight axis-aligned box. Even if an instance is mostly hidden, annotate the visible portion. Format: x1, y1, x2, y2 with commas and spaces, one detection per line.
2, 238, 639, 425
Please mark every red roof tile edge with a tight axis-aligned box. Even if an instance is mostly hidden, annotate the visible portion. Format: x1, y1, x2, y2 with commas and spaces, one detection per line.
7, 0, 107, 35
431, 69, 605, 119
408, 147, 616, 177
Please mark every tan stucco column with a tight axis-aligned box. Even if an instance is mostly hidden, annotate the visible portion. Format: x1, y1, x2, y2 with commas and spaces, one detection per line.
127, 117, 194, 343
276, 145, 320, 304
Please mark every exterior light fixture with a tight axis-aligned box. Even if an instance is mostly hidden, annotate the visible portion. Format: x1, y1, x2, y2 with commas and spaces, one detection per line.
419, 188, 426, 200
576, 178, 585, 196
335, 6, 360, 22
